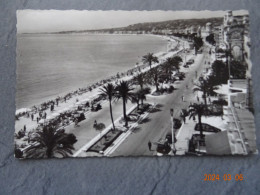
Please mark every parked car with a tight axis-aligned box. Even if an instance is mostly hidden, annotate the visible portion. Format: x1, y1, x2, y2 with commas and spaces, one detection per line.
76, 113, 86, 122
156, 142, 171, 155
91, 103, 102, 112
184, 64, 190, 68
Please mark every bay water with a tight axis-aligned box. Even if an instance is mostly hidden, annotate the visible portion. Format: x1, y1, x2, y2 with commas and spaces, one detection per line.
16, 33, 169, 109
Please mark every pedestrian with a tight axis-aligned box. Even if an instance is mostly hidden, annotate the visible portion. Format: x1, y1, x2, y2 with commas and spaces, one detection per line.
193, 115, 196, 121
44, 112, 47, 119
74, 118, 78, 127
31, 114, 34, 121
182, 96, 185, 102
197, 96, 199, 102
23, 125, 26, 132
186, 85, 188, 89
183, 116, 186, 124
208, 97, 211, 103
148, 141, 152, 151
37, 117, 39, 123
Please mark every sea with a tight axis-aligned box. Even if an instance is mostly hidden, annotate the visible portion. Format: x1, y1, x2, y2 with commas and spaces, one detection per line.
16, 33, 170, 109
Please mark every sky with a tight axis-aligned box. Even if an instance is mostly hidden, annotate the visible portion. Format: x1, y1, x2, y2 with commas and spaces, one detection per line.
17, 10, 248, 33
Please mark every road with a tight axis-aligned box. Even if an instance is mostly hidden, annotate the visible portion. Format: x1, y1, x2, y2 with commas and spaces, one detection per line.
110, 46, 211, 156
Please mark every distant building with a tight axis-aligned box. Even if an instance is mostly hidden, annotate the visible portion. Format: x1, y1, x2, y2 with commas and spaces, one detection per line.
205, 22, 212, 35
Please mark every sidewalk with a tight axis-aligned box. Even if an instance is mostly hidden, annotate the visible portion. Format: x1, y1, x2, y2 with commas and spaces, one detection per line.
175, 118, 196, 155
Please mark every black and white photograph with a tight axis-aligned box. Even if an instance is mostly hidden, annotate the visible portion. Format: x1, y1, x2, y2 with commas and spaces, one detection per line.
14, 10, 257, 159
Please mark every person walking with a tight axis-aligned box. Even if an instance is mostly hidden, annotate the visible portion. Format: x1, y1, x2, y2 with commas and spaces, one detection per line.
31, 114, 34, 121
182, 96, 185, 102
148, 141, 152, 151
23, 125, 26, 132
197, 95, 199, 102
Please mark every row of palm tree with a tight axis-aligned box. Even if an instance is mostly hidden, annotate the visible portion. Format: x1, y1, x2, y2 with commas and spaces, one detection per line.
21, 53, 182, 158
140, 54, 183, 92
100, 81, 134, 128
99, 55, 183, 130
162, 56, 183, 80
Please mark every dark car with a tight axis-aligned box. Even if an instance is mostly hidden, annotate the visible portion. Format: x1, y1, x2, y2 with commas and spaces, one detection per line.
91, 103, 102, 112
156, 143, 171, 155
188, 59, 195, 64
77, 113, 86, 122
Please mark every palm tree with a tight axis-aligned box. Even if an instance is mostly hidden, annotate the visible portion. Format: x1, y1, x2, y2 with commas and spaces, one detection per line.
193, 78, 218, 106
24, 126, 77, 158
163, 58, 174, 80
131, 94, 140, 110
99, 83, 116, 131
171, 56, 183, 73
133, 73, 146, 90
147, 67, 160, 91
189, 104, 206, 139
115, 81, 134, 127
142, 53, 159, 69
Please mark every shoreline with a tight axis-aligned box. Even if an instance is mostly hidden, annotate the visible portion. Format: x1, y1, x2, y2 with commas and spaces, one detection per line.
16, 34, 179, 114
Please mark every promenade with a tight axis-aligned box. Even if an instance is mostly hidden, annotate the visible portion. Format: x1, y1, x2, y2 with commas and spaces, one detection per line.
15, 36, 187, 156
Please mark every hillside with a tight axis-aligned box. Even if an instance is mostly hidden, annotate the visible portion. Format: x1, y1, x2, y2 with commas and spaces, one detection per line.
113, 17, 223, 32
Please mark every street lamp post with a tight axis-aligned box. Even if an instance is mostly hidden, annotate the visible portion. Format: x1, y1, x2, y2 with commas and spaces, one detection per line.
170, 109, 177, 155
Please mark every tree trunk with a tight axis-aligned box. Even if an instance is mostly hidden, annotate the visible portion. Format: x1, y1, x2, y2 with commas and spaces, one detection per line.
46, 147, 53, 158
109, 101, 115, 131
203, 89, 207, 106
140, 84, 143, 90
156, 82, 159, 91
198, 113, 203, 139
204, 95, 207, 106
123, 98, 128, 127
